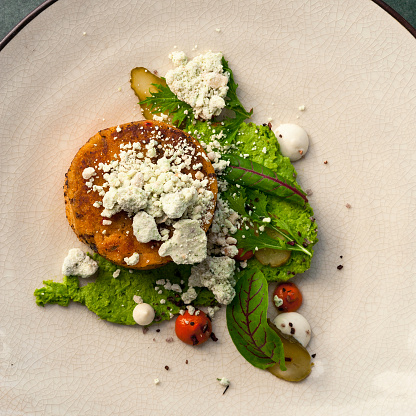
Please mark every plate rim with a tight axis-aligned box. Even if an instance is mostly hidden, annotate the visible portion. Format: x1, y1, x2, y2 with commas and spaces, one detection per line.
0, 0, 415, 53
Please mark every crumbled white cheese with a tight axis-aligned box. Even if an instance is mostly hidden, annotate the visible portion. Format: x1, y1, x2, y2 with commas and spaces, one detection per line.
62, 248, 98, 278
166, 51, 229, 120
82, 167, 96, 180
187, 305, 196, 315
133, 295, 143, 304
274, 295, 284, 307
124, 252, 140, 266
187, 256, 236, 305
169, 50, 187, 66
207, 196, 241, 257
207, 306, 220, 319
218, 377, 230, 387
113, 269, 121, 278
132, 211, 162, 243
181, 287, 198, 304
87, 134, 214, 259
158, 220, 207, 264
154, 378, 160, 385
160, 188, 197, 219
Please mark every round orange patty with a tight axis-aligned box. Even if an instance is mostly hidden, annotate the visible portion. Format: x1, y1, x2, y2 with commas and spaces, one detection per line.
64, 120, 218, 269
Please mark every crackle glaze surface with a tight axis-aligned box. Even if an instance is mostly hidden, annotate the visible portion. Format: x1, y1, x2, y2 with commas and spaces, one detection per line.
1, 0, 415, 414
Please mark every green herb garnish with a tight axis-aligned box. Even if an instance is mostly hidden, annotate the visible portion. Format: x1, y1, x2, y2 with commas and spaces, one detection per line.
226, 269, 286, 370
224, 187, 312, 256
139, 82, 193, 127
223, 154, 308, 205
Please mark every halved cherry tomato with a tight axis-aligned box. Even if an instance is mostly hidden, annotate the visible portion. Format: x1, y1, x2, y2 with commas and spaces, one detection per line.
273, 282, 303, 312
234, 248, 254, 262
175, 310, 212, 346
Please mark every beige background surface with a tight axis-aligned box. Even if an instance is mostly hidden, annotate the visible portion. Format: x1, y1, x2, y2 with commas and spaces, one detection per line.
1, 0, 415, 414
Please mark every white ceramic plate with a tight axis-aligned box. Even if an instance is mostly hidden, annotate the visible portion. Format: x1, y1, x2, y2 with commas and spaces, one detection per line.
1, 0, 415, 414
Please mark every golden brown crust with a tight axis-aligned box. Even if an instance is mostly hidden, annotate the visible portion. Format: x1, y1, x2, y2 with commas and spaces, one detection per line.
64, 120, 217, 269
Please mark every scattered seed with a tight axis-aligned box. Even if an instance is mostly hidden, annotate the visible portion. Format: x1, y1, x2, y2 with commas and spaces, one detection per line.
210, 332, 218, 342
337, 265, 343, 270
165, 366, 169, 371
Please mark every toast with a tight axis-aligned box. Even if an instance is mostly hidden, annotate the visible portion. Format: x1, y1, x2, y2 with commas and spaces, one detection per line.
64, 120, 218, 269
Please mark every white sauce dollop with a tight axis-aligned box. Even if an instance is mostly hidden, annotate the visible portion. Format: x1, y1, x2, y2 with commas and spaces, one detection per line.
133, 303, 155, 325
273, 312, 311, 348
275, 124, 309, 161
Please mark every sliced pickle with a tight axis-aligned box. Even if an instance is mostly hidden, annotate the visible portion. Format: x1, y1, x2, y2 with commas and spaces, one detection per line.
267, 319, 312, 382
254, 228, 291, 267
130, 67, 172, 122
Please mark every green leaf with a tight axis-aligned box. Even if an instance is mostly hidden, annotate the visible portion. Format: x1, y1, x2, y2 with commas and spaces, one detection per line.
226, 269, 286, 370
222, 57, 251, 119
139, 82, 193, 126
223, 187, 312, 256
221, 57, 253, 142
223, 154, 308, 205
234, 227, 287, 252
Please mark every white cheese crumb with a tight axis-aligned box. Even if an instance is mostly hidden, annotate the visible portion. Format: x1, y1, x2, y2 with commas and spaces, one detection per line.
187, 305, 196, 315
166, 51, 229, 120
62, 248, 98, 278
113, 269, 121, 278
181, 287, 198, 304
116, 125, 122, 132
262, 147, 267, 154
218, 377, 230, 387
133, 295, 143, 304
103, 220, 112, 225
82, 167, 96, 180
124, 252, 140, 266
207, 306, 220, 319
154, 378, 160, 385
262, 217, 271, 223
132, 211, 162, 243
160, 299, 166, 304
187, 257, 236, 305
299, 105, 306, 111
158, 220, 207, 264
274, 295, 284, 307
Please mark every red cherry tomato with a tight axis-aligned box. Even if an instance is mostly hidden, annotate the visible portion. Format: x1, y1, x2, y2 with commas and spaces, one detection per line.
234, 248, 254, 262
175, 310, 212, 346
273, 282, 303, 312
